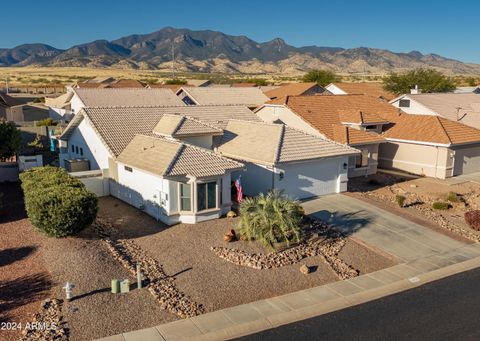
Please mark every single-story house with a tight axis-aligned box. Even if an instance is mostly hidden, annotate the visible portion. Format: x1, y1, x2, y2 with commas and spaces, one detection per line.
389, 93, 480, 129
255, 95, 389, 177
105, 79, 145, 88
58, 105, 251, 224
45, 91, 74, 121
176, 87, 270, 109
378, 111, 480, 178
264, 82, 328, 100
66, 87, 185, 114
216, 120, 359, 199
0, 93, 24, 122
326, 82, 395, 101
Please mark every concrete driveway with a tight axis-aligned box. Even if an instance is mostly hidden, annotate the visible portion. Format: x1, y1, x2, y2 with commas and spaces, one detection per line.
302, 194, 467, 262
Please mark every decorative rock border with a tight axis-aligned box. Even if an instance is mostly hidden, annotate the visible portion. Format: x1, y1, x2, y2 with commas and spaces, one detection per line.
20, 298, 68, 341
93, 220, 204, 318
211, 219, 359, 280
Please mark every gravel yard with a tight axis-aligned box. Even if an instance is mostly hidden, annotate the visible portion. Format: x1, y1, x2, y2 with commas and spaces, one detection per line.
1, 185, 395, 340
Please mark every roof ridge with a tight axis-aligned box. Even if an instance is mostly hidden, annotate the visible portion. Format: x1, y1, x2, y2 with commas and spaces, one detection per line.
274, 125, 286, 163
164, 143, 186, 176
435, 116, 453, 144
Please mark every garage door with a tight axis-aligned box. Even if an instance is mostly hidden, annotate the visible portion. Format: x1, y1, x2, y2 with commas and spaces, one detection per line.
276, 158, 341, 199
453, 145, 480, 175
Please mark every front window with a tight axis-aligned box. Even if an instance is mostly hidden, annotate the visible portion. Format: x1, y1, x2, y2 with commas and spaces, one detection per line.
197, 182, 217, 211
356, 149, 369, 168
180, 183, 192, 211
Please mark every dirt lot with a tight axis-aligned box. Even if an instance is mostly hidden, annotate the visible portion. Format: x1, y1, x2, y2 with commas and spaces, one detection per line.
1, 184, 395, 340
348, 173, 480, 242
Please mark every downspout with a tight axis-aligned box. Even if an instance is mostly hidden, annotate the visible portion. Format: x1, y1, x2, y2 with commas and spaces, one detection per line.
434, 146, 439, 178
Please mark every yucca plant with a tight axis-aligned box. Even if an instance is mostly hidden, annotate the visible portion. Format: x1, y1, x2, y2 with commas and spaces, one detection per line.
238, 190, 304, 250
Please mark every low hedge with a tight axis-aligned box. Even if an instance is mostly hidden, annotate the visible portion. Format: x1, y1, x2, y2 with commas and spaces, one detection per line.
395, 195, 406, 207
20, 166, 97, 237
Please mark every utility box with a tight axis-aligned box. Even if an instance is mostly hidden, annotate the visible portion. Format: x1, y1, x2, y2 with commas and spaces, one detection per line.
111, 279, 120, 294
65, 158, 90, 172
120, 279, 130, 293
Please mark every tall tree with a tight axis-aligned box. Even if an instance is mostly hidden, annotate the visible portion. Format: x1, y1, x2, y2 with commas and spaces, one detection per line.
0, 120, 21, 161
302, 69, 339, 86
383, 68, 456, 95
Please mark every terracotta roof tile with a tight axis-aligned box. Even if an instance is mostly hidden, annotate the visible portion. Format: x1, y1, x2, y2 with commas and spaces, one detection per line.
265, 82, 327, 99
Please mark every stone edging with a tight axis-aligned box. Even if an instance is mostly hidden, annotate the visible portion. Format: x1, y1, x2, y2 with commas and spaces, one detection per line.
20, 298, 68, 341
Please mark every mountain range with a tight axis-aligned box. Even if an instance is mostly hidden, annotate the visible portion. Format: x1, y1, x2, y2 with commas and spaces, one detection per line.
1, 27, 479, 75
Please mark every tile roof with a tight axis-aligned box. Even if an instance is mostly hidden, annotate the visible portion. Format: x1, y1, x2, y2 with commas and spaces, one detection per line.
75, 82, 107, 89
265, 82, 326, 99
153, 114, 222, 137
0, 93, 23, 108
117, 134, 243, 178
178, 87, 270, 107
73, 88, 185, 107
186, 79, 211, 87
381, 111, 480, 145
106, 79, 145, 88
231, 83, 258, 87
338, 109, 389, 125
329, 82, 395, 101
267, 95, 394, 145
45, 92, 73, 109
60, 105, 260, 156
332, 125, 384, 145
217, 120, 358, 166
399, 93, 480, 129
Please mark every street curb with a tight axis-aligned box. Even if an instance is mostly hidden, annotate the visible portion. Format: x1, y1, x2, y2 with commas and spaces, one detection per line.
99, 253, 480, 341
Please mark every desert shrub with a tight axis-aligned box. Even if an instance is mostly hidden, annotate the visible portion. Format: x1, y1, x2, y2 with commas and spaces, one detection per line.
447, 192, 460, 203
20, 167, 97, 237
432, 201, 450, 210
395, 195, 406, 207
36, 118, 57, 126
33, 97, 45, 103
238, 190, 304, 250
164, 78, 187, 85
464, 210, 480, 231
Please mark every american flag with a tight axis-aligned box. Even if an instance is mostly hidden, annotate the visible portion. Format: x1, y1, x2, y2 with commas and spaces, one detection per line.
234, 176, 243, 202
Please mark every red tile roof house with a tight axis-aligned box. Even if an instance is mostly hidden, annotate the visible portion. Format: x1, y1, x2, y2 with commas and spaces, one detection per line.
256, 94, 388, 178
256, 94, 480, 179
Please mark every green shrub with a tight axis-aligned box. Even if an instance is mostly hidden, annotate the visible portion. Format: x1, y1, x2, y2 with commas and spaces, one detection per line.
238, 190, 304, 250
20, 167, 97, 237
447, 192, 460, 203
465, 210, 480, 231
395, 195, 406, 207
36, 118, 57, 127
33, 97, 45, 103
432, 201, 450, 210
164, 78, 187, 85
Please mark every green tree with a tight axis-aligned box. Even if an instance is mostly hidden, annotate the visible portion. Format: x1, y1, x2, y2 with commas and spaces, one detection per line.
466, 77, 478, 87
164, 79, 187, 85
0, 120, 21, 161
238, 190, 304, 250
20, 167, 98, 238
302, 69, 339, 86
383, 68, 456, 95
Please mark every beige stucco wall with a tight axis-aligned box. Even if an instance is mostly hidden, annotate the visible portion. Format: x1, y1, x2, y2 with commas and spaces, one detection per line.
348, 143, 380, 177
379, 142, 452, 178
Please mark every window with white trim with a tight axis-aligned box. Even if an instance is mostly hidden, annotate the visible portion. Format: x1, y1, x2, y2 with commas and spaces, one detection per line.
180, 183, 192, 211
197, 182, 217, 211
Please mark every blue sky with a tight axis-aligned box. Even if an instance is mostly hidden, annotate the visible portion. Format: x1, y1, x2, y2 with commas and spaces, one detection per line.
3, 0, 479, 63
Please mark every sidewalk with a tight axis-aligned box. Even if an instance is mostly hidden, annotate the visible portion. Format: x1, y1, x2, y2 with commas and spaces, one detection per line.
97, 242, 480, 341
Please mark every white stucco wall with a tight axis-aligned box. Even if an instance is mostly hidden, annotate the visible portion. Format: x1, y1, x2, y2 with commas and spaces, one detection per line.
179, 135, 214, 149
49, 107, 74, 121
70, 93, 86, 114
59, 118, 111, 170
390, 96, 439, 116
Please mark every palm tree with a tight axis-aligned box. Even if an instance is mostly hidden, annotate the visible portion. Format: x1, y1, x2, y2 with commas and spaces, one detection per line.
238, 190, 304, 250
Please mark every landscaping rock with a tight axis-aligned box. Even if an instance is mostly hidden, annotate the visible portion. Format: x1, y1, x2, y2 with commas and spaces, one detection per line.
20, 298, 68, 341
300, 264, 310, 274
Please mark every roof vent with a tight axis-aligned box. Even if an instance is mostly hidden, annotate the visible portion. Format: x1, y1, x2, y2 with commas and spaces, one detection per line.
410, 85, 422, 94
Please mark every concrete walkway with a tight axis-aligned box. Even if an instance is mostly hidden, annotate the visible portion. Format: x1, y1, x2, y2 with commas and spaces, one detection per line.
98, 244, 480, 341
441, 171, 480, 185
302, 194, 467, 261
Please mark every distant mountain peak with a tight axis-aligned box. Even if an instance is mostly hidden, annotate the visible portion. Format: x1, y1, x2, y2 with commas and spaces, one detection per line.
0, 27, 478, 75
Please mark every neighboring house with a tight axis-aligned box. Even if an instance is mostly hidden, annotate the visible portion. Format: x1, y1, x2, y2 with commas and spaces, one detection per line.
45, 91, 74, 121
0, 93, 24, 122
378, 111, 480, 178
69, 88, 185, 114
176, 87, 270, 109
326, 82, 395, 101
256, 95, 388, 177
58, 105, 246, 225
187, 79, 211, 87
264, 82, 328, 100
231, 83, 258, 87
454, 86, 480, 94
106, 79, 145, 88
216, 120, 359, 199
390, 93, 480, 129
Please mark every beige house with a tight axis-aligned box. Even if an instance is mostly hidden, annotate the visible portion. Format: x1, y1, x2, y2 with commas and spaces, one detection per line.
379, 111, 480, 178
256, 95, 390, 177
0, 93, 24, 122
